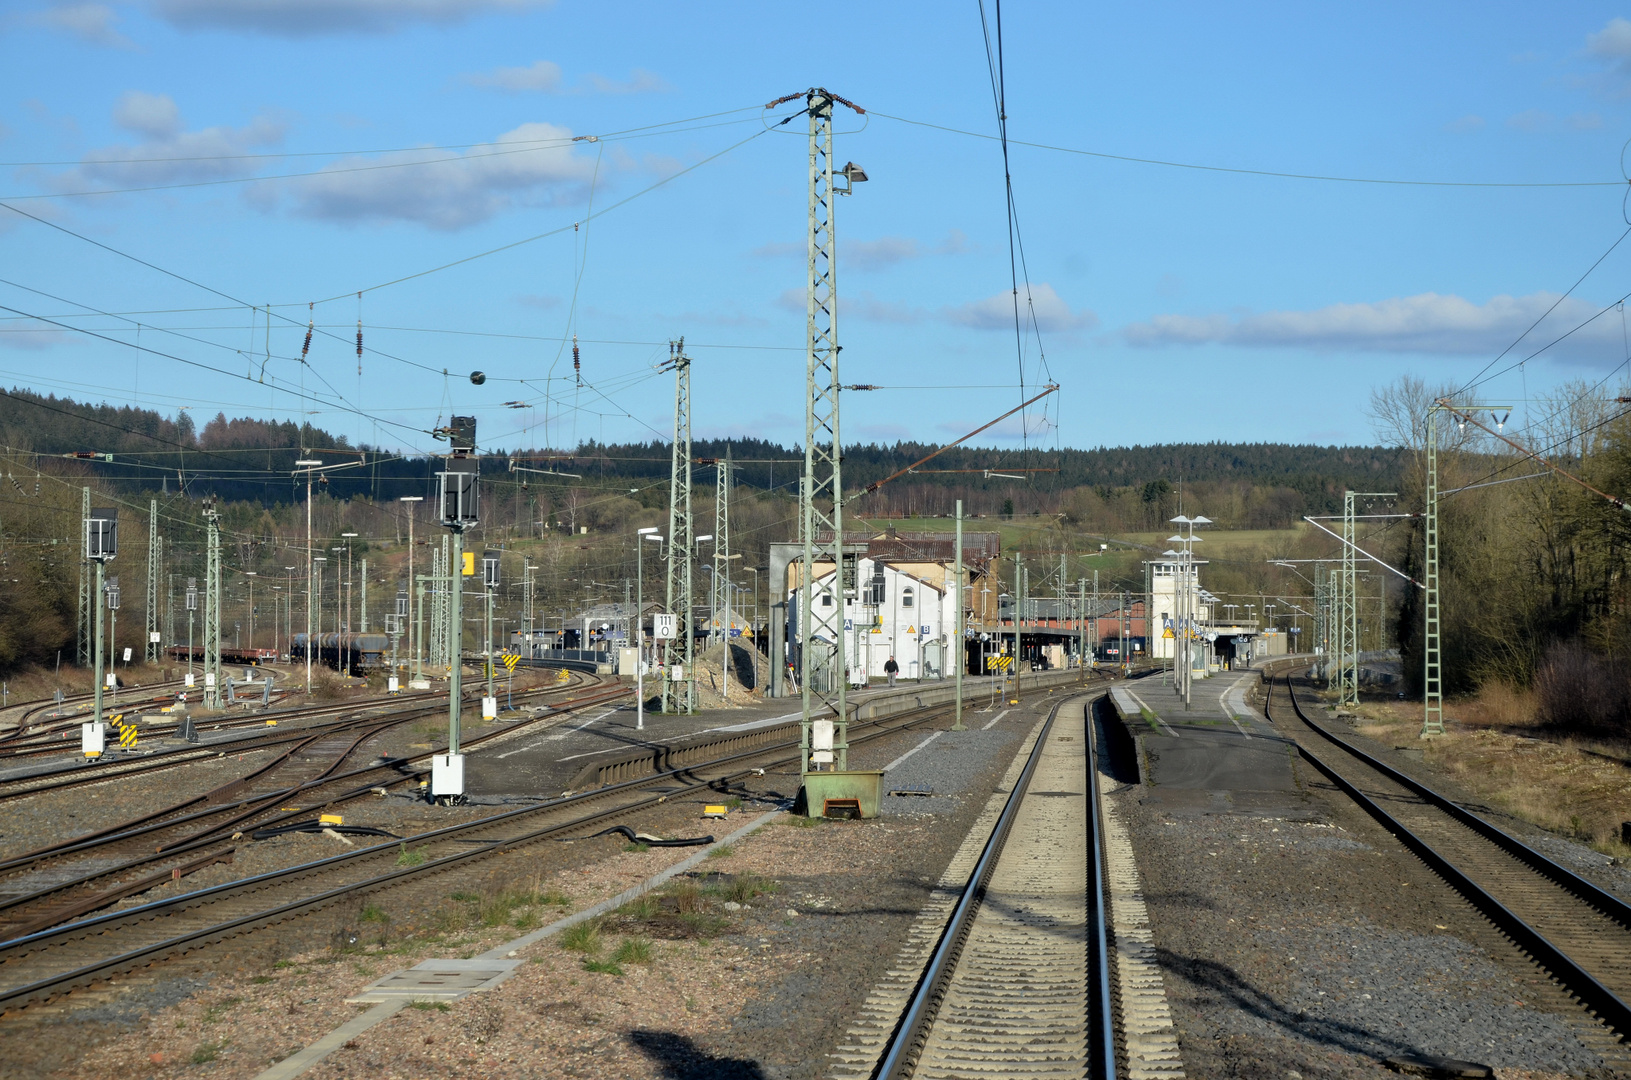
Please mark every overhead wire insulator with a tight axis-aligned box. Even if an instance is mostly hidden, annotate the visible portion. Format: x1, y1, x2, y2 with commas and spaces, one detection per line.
573, 335, 581, 387
301, 302, 313, 362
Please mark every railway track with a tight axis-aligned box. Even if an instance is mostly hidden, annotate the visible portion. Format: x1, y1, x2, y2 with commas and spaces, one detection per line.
869, 694, 1116, 1080
0, 667, 588, 801
0, 678, 1076, 1016
1269, 677, 1631, 1042
0, 675, 626, 942
0, 679, 191, 748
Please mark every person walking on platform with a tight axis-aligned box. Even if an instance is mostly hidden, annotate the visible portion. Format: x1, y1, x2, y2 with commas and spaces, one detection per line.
884, 655, 899, 687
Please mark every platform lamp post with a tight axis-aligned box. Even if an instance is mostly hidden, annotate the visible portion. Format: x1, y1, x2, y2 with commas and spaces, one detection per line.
482, 550, 500, 719
282, 567, 296, 658
185, 577, 197, 686
340, 532, 357, 675
1168, 514, 1211, 710
435, 415, 479, 803
245, 571, 256, 652
635, 527, 661, 731
399, 496, 424, 670
82, 508, 117, 756
293, 459, 323, 693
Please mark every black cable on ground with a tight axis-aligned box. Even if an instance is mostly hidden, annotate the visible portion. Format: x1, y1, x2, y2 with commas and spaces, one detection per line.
560, 824, 715, 848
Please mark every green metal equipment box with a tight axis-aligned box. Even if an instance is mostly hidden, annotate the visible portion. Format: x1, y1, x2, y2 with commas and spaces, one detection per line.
802, 769, 885, 819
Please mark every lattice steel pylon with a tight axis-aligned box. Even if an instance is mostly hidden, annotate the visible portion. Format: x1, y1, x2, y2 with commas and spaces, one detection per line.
202, 503, 222, 710
1422, 406, 1444, 736
145, 499, 161, 664
663, 339, 694, 714
1334, 492, 1358, 706
76, 486, 90, 667
797, 87, 863, 778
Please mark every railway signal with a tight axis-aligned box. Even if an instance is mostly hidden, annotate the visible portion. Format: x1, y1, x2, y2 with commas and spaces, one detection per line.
85, 507, 117, 744
482, 550, 500, 720
434, 415, 479, 802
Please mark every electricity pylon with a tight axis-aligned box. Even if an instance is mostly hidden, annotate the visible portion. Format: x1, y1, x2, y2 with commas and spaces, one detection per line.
1422, 406, 1444, 736
664, 339, 694, 714
794, 88, 864, 774
145, 499, 161, 664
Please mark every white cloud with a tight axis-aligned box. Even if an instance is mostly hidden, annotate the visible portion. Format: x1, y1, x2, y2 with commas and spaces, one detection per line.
1582, 17, 1631, 96
1122, 291, 1621, 361
273, 121, 594, 229
1587, 16, 1631, 71
150, 0, 549, 36
0, 319, 67, 350
113, 91, 181, 138
51, 98, 286, 188
465, 60, 562, 93
1569, 112, 1604, 129
773, 287, 926, 323
756, 230, 968, 270
1505, 109, 1551, 132
28, 3, 136, 47
944, 282, 1097, 332
773, 280, 1092, 332
752, 241, 801, 258
582, 69, 670, 94
848, 236, 923, 270
465, 61, 670, 95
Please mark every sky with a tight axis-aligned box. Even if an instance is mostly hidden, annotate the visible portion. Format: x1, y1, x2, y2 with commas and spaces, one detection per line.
5, 2, 1631, 461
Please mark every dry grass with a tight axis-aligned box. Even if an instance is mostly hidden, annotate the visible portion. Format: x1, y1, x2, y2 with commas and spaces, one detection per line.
1347, 686, 1631, 857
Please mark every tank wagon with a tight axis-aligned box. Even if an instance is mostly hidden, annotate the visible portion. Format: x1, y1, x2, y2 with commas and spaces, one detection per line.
289, 633, 389, 675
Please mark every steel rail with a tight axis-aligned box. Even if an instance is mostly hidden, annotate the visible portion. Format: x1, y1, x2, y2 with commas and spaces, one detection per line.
874, 692, 1115, 1080
0, 667, 592, 799
1272, 678, 1631, 1039
0, 681, 1020, 1013
0, 682, 630, 929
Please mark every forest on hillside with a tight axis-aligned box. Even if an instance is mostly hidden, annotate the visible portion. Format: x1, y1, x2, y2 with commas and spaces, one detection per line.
0, 387, 1402, 528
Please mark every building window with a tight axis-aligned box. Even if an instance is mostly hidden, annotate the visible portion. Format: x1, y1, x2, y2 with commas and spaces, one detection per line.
863, 565, 886, 606
821, 592, 834, 608
902, 586, 914, 608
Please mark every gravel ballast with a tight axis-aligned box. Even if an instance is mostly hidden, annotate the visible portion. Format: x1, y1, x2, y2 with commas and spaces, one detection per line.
1114, 708, 1628, 1078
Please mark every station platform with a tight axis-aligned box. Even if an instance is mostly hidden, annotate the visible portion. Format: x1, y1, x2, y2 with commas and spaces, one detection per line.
466, 669, 1086, 799
1109, 668, 1301, 811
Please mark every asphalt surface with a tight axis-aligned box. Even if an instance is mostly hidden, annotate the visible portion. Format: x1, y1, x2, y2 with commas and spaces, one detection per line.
1112, 666, 1624, 1077
465, 674, 1019, 799
1129, 669, 1301, 812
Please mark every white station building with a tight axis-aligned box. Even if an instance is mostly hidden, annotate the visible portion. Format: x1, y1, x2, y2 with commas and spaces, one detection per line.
773, 529, 1001, 685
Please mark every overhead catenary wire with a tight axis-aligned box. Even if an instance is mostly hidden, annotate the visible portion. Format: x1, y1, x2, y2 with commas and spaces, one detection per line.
0, 105, 767, 169
872, 111, 1626, 189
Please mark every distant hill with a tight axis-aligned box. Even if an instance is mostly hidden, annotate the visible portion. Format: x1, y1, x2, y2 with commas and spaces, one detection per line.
0, 389, 1403, 521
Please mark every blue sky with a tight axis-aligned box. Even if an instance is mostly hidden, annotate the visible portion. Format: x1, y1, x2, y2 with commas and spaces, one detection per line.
5, 2, 1631, 458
